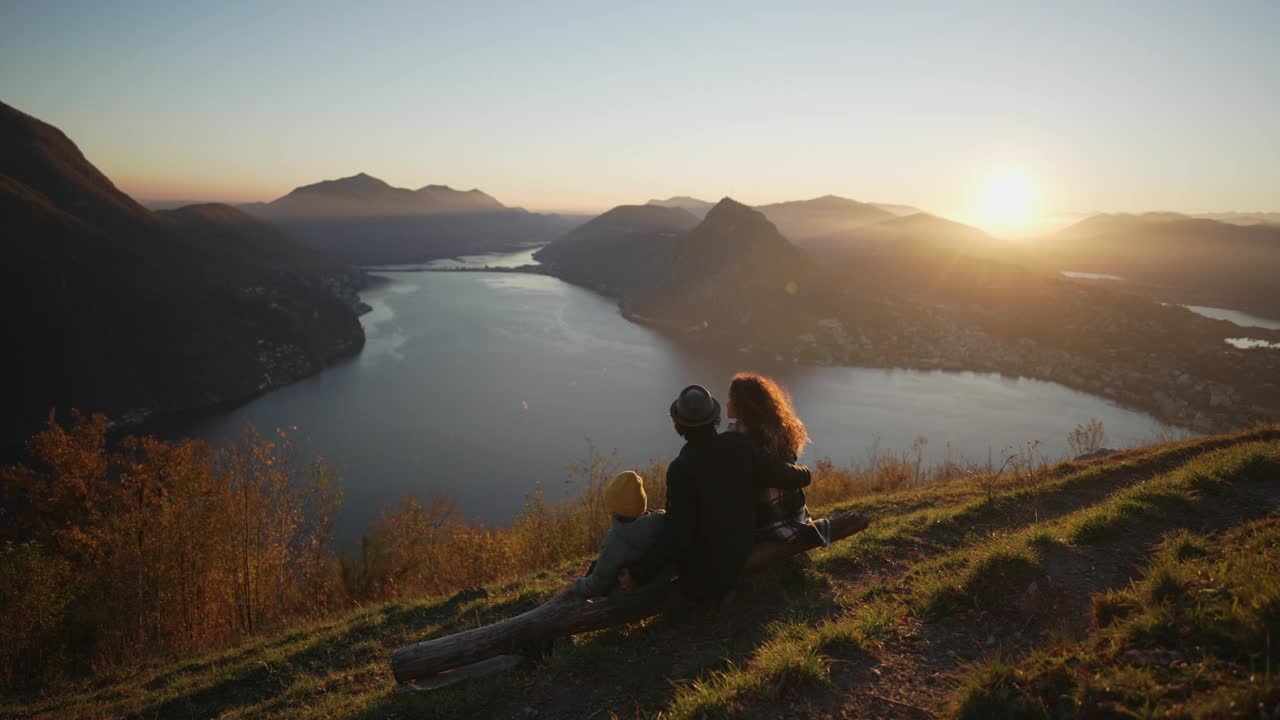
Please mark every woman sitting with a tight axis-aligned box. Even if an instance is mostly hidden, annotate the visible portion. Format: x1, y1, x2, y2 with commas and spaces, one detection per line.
726, 372, 830, 546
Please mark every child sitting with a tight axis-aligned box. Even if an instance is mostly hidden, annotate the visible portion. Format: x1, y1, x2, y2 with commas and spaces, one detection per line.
567, 470, 665, 598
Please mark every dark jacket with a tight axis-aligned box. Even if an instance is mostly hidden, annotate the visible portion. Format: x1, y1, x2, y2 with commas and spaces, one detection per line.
627, 431, 811, 606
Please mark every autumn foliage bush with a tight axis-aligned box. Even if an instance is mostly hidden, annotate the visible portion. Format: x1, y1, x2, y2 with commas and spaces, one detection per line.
0, 420, 672, 686
0, 413, 340, 686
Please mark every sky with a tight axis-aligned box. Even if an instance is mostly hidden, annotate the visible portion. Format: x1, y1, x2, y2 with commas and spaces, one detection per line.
2, 1, 1278, 232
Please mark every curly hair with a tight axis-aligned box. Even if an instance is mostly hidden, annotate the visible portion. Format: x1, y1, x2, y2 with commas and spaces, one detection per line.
728, 372, 809, 461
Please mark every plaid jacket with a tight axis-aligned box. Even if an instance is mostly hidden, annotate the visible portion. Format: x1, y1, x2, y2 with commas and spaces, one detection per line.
755, 485, 823, 544
736, 428, 822, 545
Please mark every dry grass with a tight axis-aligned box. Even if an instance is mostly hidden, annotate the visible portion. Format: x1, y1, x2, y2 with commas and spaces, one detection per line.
4, 426, 1280, 719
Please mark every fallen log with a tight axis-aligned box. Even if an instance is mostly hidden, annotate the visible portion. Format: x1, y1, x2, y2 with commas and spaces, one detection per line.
390, 511, 869, 684
394, 654, 525, 693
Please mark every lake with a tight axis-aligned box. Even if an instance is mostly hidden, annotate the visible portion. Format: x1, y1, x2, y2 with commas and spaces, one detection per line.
1226, 338, 1280, 350
1178, 305, 1280, 350
184, 253, 1175, 544
1184, 305, 1280, 331
1061, 271, 1123, 281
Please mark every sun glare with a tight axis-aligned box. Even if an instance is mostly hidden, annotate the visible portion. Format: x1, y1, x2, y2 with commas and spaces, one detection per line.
977, 170, 1038, 233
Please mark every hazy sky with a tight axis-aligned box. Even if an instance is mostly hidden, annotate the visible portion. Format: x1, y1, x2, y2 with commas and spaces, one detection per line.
2, 1, 1277, 230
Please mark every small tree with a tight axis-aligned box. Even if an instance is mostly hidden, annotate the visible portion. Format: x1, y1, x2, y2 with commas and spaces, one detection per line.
1067, 419, 1108, 458
0, 541, 72, 687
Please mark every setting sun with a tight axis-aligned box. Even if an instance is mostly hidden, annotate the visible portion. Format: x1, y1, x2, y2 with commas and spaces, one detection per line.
978, 170, 1039, 232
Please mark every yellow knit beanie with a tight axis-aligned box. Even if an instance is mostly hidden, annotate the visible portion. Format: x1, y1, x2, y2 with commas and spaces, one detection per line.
604, 471, 647, 518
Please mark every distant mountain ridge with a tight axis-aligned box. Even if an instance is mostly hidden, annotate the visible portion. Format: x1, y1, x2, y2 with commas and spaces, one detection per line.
1041, 211, 1280, 317
539, 198, 994, 314
646, 196, 715, 218
871, 202, 925, 216
0, 101, 366, 447
1055, 211, 1192, 240
242, 173, 577, 265
252, 172, 505, 218
646, 195, 927, 227
1196, 211, 1280, 226
756, 195, 898, 242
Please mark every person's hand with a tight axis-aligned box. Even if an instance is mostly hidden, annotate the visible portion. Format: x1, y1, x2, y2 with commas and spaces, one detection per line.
618, 568, 636, 591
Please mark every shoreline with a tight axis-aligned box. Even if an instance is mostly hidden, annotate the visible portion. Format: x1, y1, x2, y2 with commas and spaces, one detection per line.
545, 268, 1273, 435
64, 261, 1268, 457
364, 260, 1265, 434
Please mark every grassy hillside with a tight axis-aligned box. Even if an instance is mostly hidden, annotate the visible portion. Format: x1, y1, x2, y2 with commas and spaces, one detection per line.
6, 428, 1279, 719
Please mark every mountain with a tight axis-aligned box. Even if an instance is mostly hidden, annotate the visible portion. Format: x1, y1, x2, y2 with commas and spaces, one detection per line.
1042, 214, 1280, 317
1194, 211, 1280, 226
1054, 211, 1191, 240
1056, 214, 1275, 253
646, 196, 715, 218
244, 174, 575, 264
142, 198, 219, 210
0, 101, 366, 447
157, 203, 360, 275
539, 198, 828, 346
643, 198, 814, 320
793, 210, 1032, 304
796, 212, 993, 258
646, 196, 924, 226
858, 212, 991, 250
544, 204, 700, 251
872, 202, 925, 216
533, 205, 699, 298
756, 195, 897, 243
257, 173, 504, 218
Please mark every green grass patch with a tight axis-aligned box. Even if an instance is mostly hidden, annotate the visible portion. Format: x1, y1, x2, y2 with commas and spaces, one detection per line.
914, 540, 1043, 617
665, 622, 831, 720
953, 515, 1280, 718
1064, 444, 1278, 544
1091, 588, 1138, 628
1162, 528, 1209, 562
953, 658, 1049, 720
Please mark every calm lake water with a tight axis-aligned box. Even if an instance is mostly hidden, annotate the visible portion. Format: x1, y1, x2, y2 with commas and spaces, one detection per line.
1178, 306, 1280, 350
1226, 338, 1280, 350
185, 252, 1174, 544
1184, 305, 1280, 331
1061, 271, 1123, 281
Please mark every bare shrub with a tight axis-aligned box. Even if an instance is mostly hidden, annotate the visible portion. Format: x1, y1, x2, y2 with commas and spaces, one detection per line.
344, 442, 671, 604
808, 457, 873, 507
1067, 419, 1108, 458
